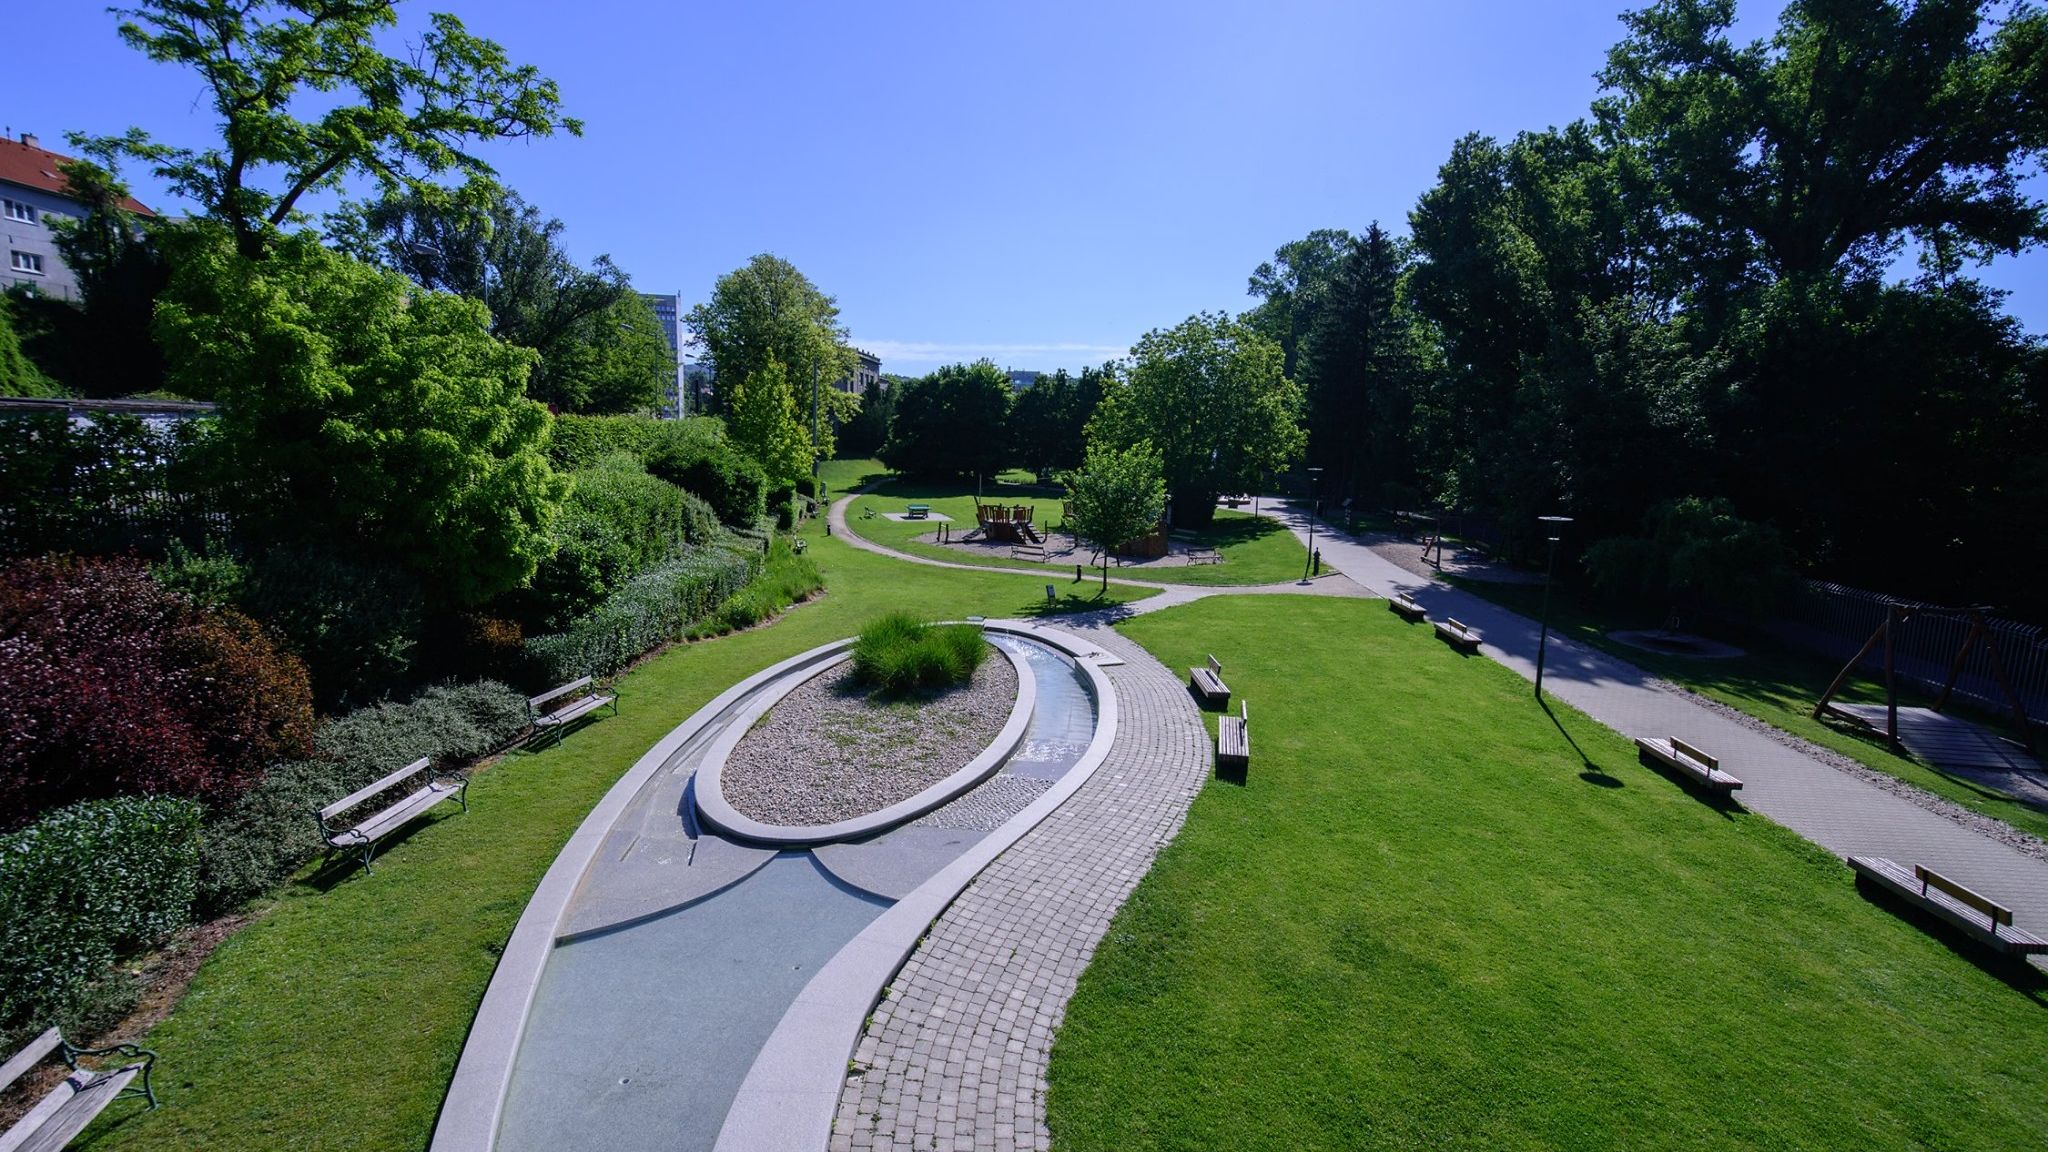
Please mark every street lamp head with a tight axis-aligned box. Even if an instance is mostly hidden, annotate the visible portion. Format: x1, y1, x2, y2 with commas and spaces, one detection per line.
1538, 515, 1574, 526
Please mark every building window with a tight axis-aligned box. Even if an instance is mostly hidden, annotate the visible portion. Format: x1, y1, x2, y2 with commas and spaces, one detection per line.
10, 251, 44, 274
3, 199, 34, 223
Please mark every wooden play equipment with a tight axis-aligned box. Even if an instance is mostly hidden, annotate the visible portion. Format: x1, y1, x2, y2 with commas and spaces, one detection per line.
1813, 603, 2038, 758
974, 502, 1042, 545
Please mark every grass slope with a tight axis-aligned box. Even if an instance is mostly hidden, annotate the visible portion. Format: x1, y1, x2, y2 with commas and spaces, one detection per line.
845, 481, 1311, 586
1449, 577, 2048, 846
1048, 595, 2048, 1152
78, 523, 1153, 1152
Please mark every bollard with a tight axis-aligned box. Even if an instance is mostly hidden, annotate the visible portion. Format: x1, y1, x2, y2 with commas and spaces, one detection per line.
1074, 563, 1082, 582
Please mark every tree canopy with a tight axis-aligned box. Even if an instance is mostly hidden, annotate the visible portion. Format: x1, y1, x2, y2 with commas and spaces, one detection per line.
1090, 314, 1304, 528
685, 255, 853, 418
91, 0, 579, 259
1064, 440, 1167, 589
878, 361, 1015, 480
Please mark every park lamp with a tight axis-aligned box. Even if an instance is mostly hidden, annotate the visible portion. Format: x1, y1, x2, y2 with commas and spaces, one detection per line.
1534, 515, 1574, 699
1300, 467, 1326, 584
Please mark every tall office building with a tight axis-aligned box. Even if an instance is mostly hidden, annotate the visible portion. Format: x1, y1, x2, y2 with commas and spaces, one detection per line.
640, 292, 686, 418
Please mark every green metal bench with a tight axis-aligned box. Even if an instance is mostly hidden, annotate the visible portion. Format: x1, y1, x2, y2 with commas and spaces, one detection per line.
0, 1028, 157, 1151
315, 756, 467, 875
905, 503, 931, 520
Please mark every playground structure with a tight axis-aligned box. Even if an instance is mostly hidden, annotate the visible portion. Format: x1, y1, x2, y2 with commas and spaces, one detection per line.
973, 502, 1043, 545
1813, 603, 2040, 762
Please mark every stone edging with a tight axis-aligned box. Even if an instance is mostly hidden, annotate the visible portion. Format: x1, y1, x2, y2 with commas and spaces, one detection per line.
428, 638, 857, 1152
694, 638, 1038, 846
711, 620, 1120, 1152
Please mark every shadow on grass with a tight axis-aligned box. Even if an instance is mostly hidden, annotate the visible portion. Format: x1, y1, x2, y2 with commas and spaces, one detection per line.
295, 809, 458, 893
1852, 878, 2048, 1005
1020, 588, 1134, 620
1538, 696, 1608, 780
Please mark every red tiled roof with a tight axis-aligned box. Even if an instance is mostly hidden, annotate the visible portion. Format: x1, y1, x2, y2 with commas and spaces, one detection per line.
0, 136, 156, 217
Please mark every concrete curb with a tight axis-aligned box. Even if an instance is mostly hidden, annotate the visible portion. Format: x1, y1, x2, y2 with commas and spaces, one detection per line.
429, 637, 856, 1152
712, 620, 1121, 1152
694, 637, 1038, 846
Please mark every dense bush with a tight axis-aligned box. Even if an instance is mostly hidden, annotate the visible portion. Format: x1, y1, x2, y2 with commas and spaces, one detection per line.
548, 413, 768, 527
1584, 497, 1800, 620
239, 544, 425, 709
523, 544, 758, 685
0, 556, 315, 826
646, 439, 768, 527
0, 410, 221, 561
196, 680, 529, 912
703, 537, 823, 635
0, 798, 203, 1037
851, 613, 988, 693
523, 456, 704, 630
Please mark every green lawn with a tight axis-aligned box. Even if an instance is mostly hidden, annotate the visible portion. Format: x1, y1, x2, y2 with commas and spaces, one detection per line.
1446, 576, 2048, 846
1048, 595, 2048, 1152
77, 523, 1154, 1152
843, 478, 1313, 586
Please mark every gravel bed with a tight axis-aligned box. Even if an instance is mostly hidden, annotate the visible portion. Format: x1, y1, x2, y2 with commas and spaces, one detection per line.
722, 648, 1019, 827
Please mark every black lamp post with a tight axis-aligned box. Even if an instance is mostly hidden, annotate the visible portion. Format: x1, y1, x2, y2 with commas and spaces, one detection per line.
1300, 467, 1324, 584
1534, 515, 1574, 698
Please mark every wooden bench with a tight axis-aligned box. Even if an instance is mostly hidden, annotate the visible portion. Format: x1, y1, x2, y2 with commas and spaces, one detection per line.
1848, 856, 2048, 957
1388, 594, 1427, 622
1013, 543, 1048, 563
528, 675, 618, 748
1434, 617, 1481, 652
1217, 700, 1250, 779
1634, 736, 1743, 792
1189, 654, 1231, 710
1184, 546, 1222, 565
1, 1028, 157, 1151
904, 503, 931, 520
314, 756, 467, 875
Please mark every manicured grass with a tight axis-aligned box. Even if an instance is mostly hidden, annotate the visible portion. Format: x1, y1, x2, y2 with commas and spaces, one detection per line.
844, 479, 1314, 586
816, 456, 891, 494
1048, 595, 2048, 1152
77, 526, 1154, 1152
1447, 576, 2048, 845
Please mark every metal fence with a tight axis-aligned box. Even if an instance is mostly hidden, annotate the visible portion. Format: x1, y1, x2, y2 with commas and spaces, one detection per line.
1772, 580, 2048, 726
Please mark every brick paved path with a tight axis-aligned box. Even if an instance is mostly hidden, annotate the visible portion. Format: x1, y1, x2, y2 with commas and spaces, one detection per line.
829, 623, 1210, 1152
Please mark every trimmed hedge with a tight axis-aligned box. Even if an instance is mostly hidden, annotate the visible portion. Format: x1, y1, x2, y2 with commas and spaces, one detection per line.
196, 681, 530, 913
523, 543, 758, 685
0, 797, 203, 1039
704, 536, 823, 635
851, 614, 988, 693
524, 456, 710, 630
547, 414, 767, 527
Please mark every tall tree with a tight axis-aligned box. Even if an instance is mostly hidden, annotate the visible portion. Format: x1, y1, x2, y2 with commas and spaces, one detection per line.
332, 185, 644, 411
1598, 0, 2048, 285
45, 151, 171, 395
1295, 224, 1420, 504
878, 361, 1014, 480
723, 356, 813, 489
685, 255, 853, 419
1244, 228, 1353, 377
1089, 313, 1304, 529
89, 0, 578, 260
1011, 365, 1109, 481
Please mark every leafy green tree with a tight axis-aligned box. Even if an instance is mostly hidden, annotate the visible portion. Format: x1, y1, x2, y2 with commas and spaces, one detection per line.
1011, 365, 1108, 481
332, 185, 645, 410
1063, 440, 1167, 590
0, 295, 61, 399
685, 255, 853, 418
877, 361, 1014, 480
836, 376, 895, 458
724, 356, 814, 489
153, 225, 566, 607
1599, 0, 2048, 284
89, 0, 578, 260
546, 293, 672, 414
41, 151, 171, 395
1244, 229, 1354, 377
1089, 314, 1303, 529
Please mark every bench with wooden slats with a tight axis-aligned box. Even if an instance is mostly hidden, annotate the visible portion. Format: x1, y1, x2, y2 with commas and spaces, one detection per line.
1634, 736, 1744, 792
1188, 654, 1231, 710
0, 1028, 156, 1152
1217, 700, 1250, 780
1434, 617, 1481, 652
314, 756, 467, 875
1388, 594, 1427, 623
1848, 856, 2048, 957
528, 675, 619, 747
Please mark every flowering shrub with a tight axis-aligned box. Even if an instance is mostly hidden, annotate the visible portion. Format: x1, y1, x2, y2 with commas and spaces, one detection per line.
0, 555, 315, 825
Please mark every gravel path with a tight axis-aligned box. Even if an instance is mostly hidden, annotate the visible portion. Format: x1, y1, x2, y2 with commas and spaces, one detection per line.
721, 650, 1019, 827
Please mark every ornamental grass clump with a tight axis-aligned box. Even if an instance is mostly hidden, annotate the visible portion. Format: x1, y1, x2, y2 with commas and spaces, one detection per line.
851, 613, 987, 693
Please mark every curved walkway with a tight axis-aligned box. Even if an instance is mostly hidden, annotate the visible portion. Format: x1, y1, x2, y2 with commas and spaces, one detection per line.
828, 622, 1211, 1152
1255, 502, 2048, 947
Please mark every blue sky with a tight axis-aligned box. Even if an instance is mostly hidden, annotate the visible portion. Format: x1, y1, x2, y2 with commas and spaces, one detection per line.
10, 1, 2045, 374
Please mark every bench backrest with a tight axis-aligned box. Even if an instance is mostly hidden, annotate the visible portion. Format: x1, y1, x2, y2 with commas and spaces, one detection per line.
1240, 699, 1248, 726
320, 757, 432, 821
1914, 865, 2012, 927
1671, 738, 1718, 771
1206, 654, 1222, 675
1447, 618, 1470, 634
0, 1029, 62, 1095
530, 675, 595, 709
1394, 594, 1417, 609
